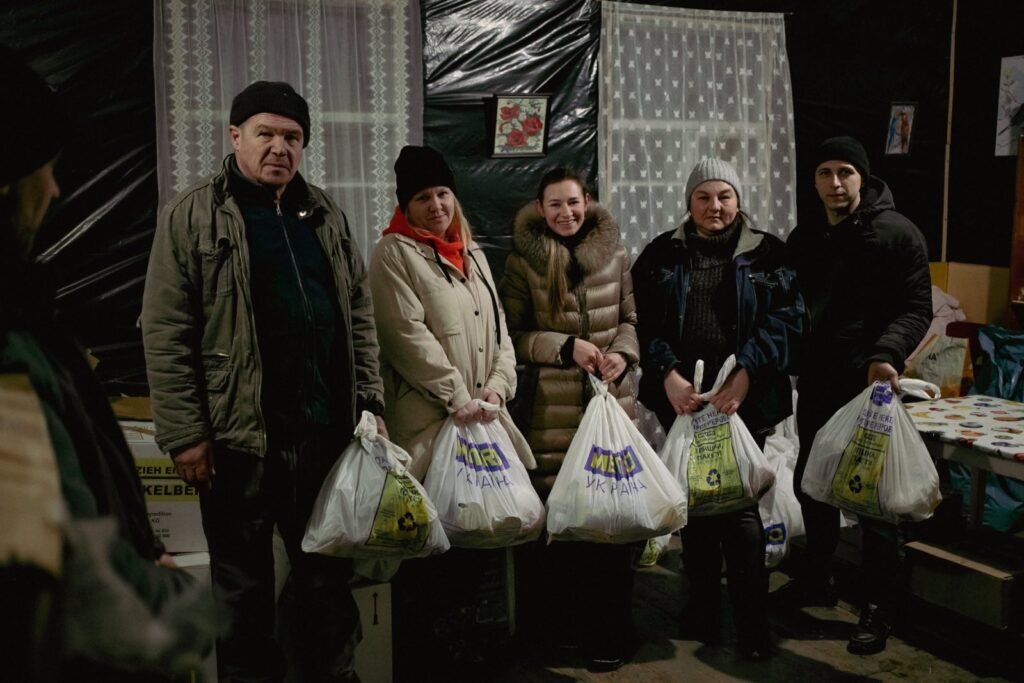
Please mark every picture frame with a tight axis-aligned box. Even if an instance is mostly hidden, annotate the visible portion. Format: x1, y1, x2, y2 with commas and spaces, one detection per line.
485, 93, 551, 158
885, 102, 916, 155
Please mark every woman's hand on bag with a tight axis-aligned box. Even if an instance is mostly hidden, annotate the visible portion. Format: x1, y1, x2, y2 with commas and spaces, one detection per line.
573, 338, 604, 374
867, 361, 900, 393
710, 367, 749, 415
599, 352, 627, 382
479, 390, 501, 422
453, 399, 482, 425
664, 369, 701, 415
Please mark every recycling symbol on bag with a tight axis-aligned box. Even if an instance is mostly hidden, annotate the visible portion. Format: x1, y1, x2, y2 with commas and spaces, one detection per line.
848, 475, 863, 494
397, 512, 418, 532
706, 469, 721, 487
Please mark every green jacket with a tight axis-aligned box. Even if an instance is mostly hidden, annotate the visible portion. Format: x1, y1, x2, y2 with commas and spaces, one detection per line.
142, 156, 384, 456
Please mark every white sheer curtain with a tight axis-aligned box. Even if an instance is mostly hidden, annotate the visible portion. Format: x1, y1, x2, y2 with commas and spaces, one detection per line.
153, 0, 423, 261
598, 2, 796, 257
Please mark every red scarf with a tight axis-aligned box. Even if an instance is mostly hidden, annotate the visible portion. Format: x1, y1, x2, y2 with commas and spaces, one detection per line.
382, 206, 466, 275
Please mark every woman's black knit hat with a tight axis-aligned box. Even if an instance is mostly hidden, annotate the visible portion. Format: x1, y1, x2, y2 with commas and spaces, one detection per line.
394, 145, 457, 209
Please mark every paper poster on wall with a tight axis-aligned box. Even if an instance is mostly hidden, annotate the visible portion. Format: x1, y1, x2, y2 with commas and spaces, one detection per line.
995, 55, 1024, 156
885, 103, 916, 155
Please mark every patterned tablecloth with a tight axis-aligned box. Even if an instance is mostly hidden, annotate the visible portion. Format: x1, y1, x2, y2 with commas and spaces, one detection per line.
908, 395, 1024, 463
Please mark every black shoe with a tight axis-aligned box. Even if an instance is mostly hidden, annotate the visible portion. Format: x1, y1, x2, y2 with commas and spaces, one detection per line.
847, 604, 891, 655
587, 655, 625, 672
770, 576, 837, 608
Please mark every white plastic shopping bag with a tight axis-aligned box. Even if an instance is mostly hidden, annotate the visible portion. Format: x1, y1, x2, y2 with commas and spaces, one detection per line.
424, 400, 545, 548
758, 438, 803, 569
801, 379, 942, 523
660, 356, 776, 517
546, 375, 687, 544
302, 411, 450, 558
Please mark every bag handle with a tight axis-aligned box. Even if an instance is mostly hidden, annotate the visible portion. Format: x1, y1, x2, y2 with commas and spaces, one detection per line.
473, 398, 501, 412
587, 373, 610, 397
698, 355, 737, 400
692, 359, 704, 395
898, 378, 941, 400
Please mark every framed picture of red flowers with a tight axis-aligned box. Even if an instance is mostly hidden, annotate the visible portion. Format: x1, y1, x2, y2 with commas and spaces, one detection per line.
486, 93, 551, 157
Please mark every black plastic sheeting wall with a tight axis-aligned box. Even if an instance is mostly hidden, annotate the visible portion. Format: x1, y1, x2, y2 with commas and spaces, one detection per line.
1, 0, 156, 393
948, 0, 1024, 267
5, 0, 1018, 396
421, 0, 600, 278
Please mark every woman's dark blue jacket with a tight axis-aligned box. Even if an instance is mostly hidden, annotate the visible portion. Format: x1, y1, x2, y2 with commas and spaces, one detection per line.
631, 217, 805, 433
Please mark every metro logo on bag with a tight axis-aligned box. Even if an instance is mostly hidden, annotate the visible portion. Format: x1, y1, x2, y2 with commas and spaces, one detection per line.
687, 408, 744, 508
829, 383, 893, 518
455, 435, 510, 473
584, 445, 644, 480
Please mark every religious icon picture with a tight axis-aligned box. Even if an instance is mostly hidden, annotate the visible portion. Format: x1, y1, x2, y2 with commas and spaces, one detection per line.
885, 103, 916, 155
486, 94, 551, 158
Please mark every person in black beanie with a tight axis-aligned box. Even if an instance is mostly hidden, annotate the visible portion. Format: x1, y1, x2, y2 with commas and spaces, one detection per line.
369, 145, 535, 681
1, 44, 208, 681
632, 157, 804, 661
142, 79, 386, 681
783, 135, 931, 655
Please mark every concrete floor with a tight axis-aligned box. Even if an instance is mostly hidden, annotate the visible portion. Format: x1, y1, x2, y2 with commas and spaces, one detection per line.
467, 539, 1019, 683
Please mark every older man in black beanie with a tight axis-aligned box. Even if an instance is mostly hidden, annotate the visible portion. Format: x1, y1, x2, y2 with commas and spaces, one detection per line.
142, 79, 386, 682
782, 135, 931, 655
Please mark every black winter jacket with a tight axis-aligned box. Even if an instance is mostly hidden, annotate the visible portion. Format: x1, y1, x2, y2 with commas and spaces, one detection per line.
788, 176, 931, 396
632, 217, 805, 433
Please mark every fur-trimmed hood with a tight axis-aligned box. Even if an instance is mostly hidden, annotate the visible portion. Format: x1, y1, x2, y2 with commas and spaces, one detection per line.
512, 201, 622, 276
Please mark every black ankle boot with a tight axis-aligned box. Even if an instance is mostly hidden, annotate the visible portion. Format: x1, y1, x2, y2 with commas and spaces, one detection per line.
847, 603, 891, 655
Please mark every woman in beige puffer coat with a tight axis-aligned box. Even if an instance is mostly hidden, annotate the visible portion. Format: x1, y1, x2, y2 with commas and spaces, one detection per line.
500, 170, 639, 500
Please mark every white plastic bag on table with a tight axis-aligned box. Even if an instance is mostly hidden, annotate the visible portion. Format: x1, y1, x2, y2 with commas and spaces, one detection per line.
302, 411, 449, 558
424, 400, 545, 548
546, 375, 687, 544
801, 379, 942, 524
660, 356, 776, 517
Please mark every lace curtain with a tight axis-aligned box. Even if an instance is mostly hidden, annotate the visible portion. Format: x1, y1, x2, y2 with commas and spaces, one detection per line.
153, 0, 423, 262
598, 2, 796, 257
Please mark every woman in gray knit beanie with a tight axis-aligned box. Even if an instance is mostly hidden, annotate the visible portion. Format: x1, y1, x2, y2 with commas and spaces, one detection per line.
632, 157, 805, 661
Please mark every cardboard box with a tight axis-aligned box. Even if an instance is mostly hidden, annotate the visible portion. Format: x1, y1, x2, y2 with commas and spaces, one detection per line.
120, 420, 207, 553
906, 541, 1023, 629
352, 581, 393, 683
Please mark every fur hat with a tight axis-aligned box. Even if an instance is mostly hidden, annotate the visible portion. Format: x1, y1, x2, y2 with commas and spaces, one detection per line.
813, 135, 870, 178
0, 44, 67, 187
394, 145, 457, 209
229, 81, 311, 148
684, 157, 743, 208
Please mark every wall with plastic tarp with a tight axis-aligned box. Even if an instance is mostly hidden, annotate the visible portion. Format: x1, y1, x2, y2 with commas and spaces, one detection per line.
421, 0, 600, 277
0, 0, 157, 394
